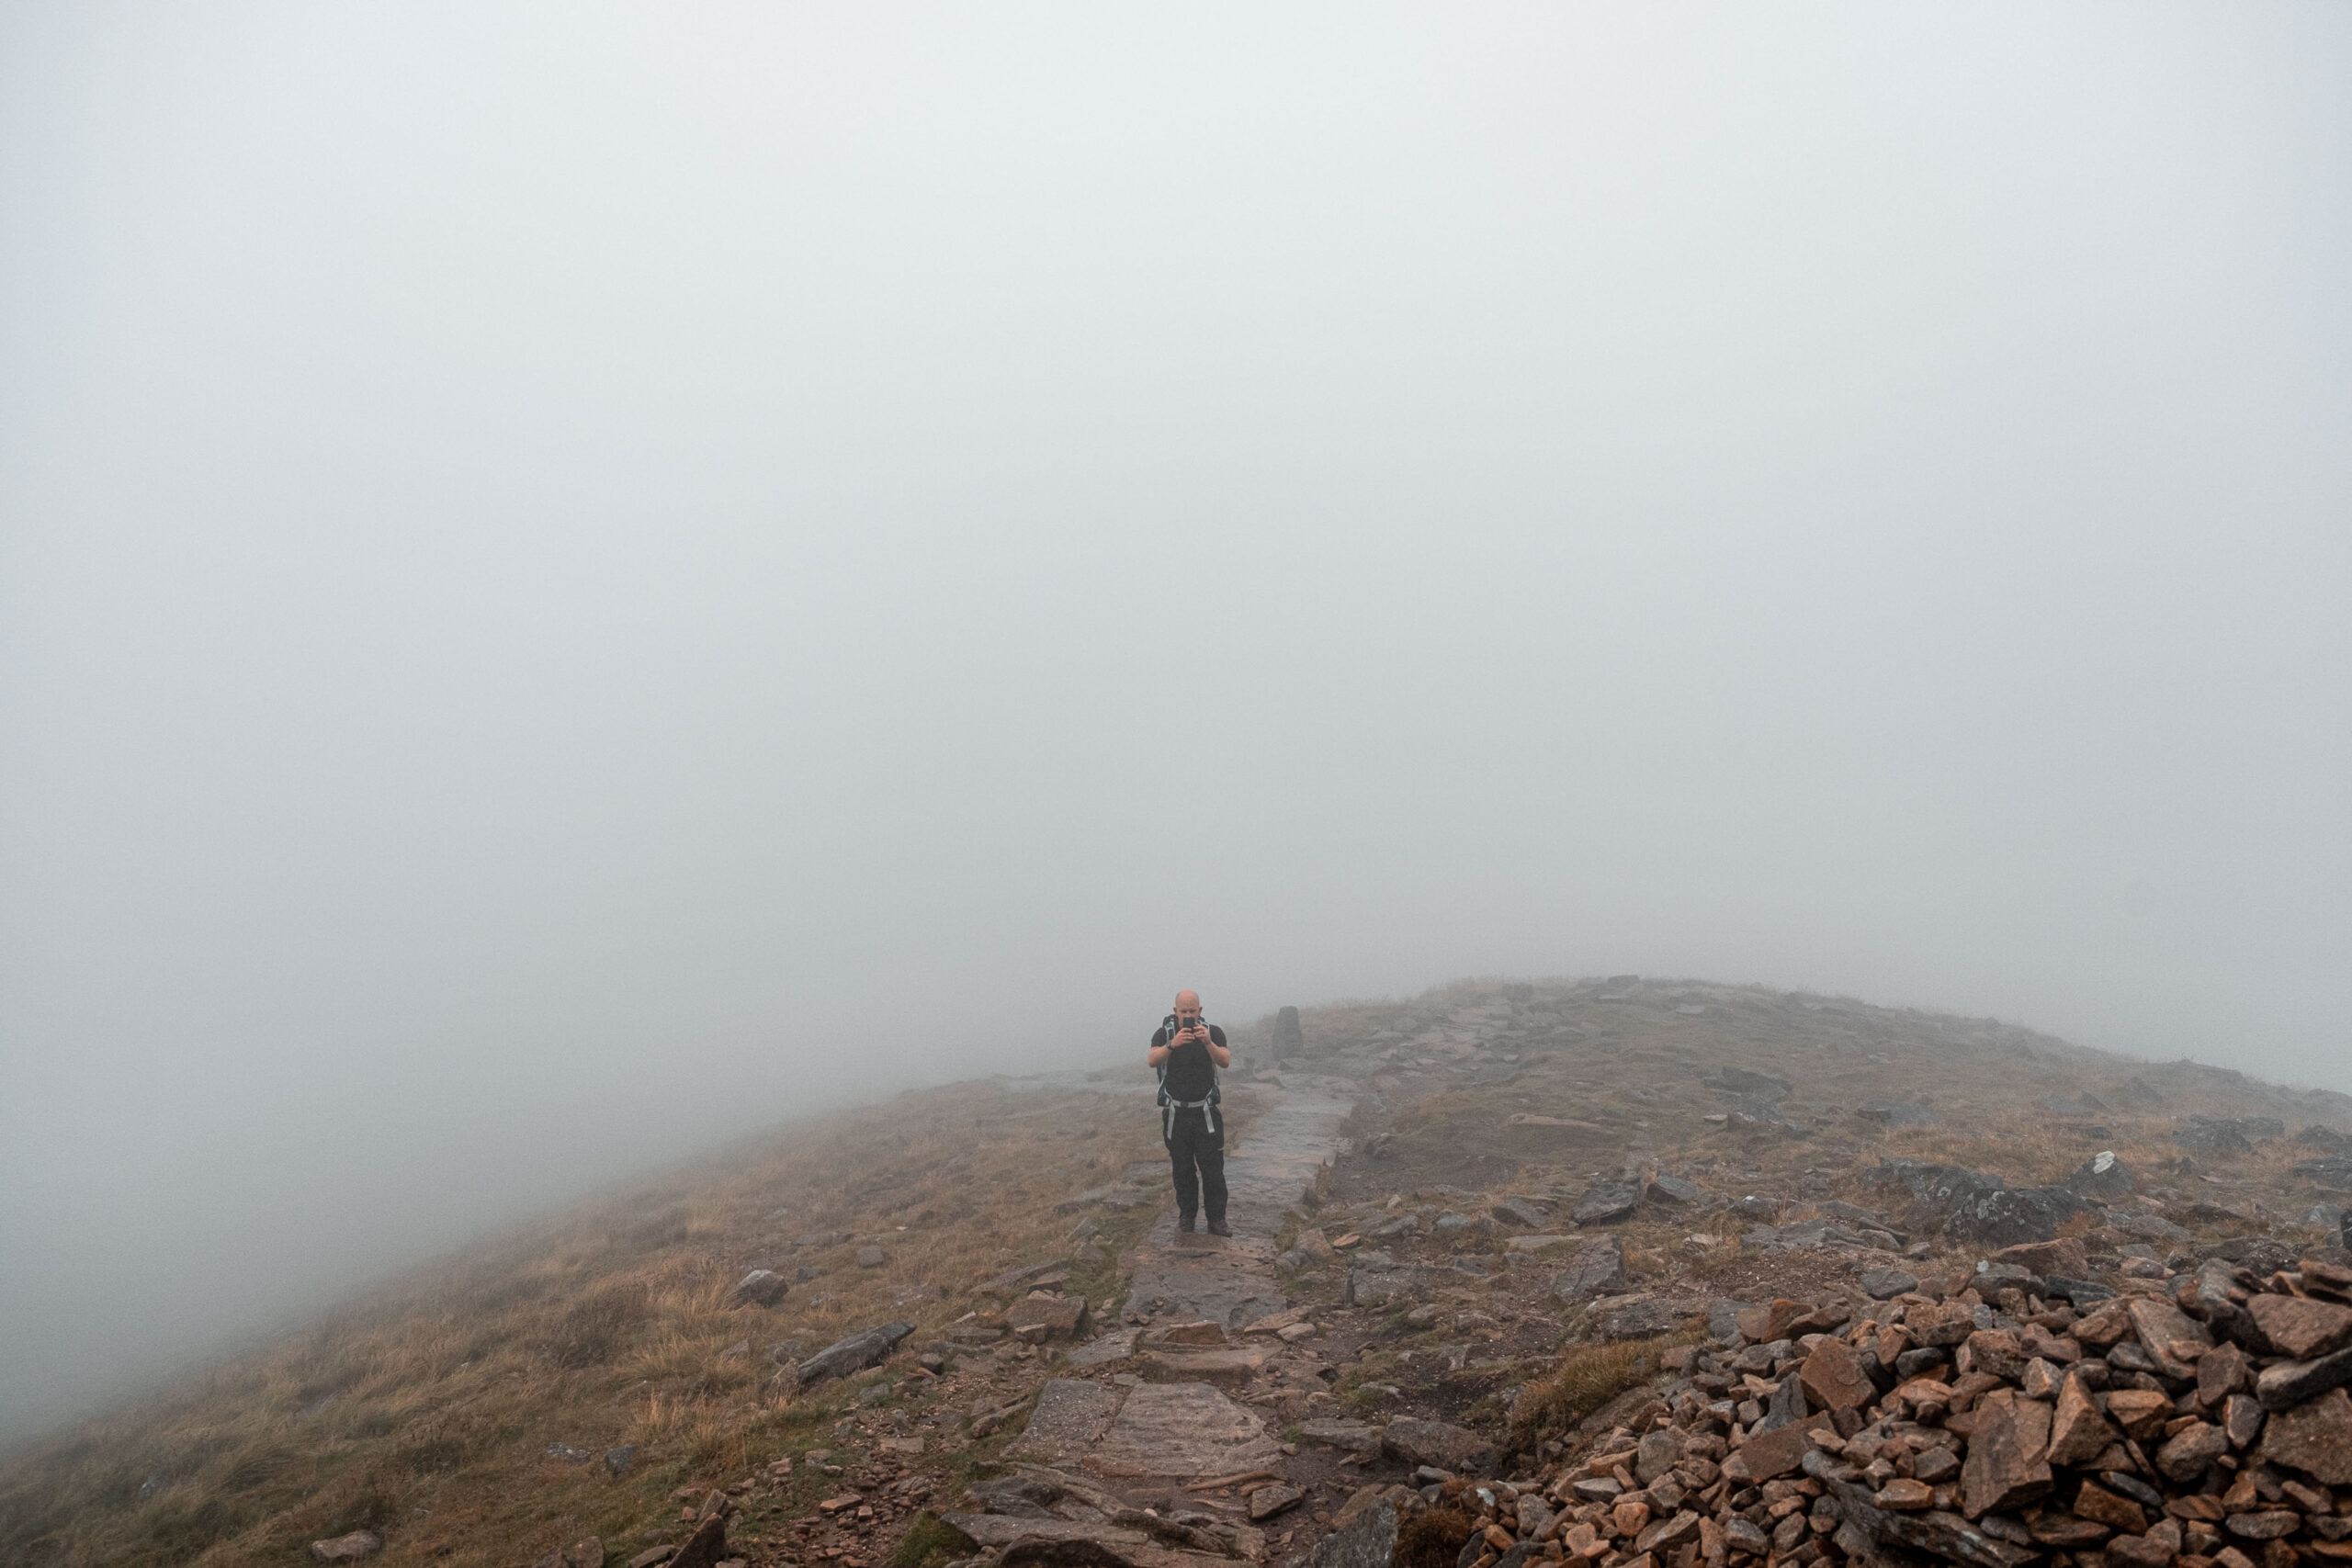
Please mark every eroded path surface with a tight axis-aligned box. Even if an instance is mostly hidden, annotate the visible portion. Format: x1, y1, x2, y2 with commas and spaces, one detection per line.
1121, 1072, 1358, 1329
941, 1071, 1365, 1565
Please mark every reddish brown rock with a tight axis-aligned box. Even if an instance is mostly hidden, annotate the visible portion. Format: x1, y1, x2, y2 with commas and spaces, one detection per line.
2075, 1302, 2136, 1348
2154, 1421, 2229, 1483
2108, 1530, 2181, 1568
1912, 1445, 1961, 1484
2199, 1342, 2251, 1407
1958, 1329, 2029, 1382
2127, 1298, 2212, 1368
1722, 1416, 1832, 1483
1996, 1237, 2089, 1277
2031, 1514, 2113, 1549
2048, 1371, 2117, 1465
2247, 1294, 2352, 1359
2280, 1480, 2331, 1515
1634, 1511, 1700, 1554
1801, 1336, 1877, 1412
1788, 1302, 1852, 1336
1962, 1390, 2052, 1519
1247, 1483, 1304, 1520
1874, 1479, 1933, 1512
2262, 1385, 2352, 1484
1736, 1300, 1803, 1344
1006, 1292, 1091, 1344
1889, 1375, 1956, 1420
2075, 1481, 2149, 1533
1908, 1300, 1979, 1348
2106, 1387, 2177, 1439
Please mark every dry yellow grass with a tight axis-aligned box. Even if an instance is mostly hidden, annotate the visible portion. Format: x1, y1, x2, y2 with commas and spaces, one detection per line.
1506, 1337, 1682, 1452
0, 1073, 1171, 1568
6, 977, 2345, 1568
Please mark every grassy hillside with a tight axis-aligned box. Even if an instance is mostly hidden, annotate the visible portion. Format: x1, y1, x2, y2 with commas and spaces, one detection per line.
6, 976, 2347, 1568
0, 1072, 1172, 1566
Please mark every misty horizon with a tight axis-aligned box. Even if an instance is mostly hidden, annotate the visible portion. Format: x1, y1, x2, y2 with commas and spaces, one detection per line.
3, 5, 2346, 1443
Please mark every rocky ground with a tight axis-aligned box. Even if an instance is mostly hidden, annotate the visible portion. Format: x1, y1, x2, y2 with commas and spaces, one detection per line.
8, 977, 2352, 1568
573, 980, 2352, 1568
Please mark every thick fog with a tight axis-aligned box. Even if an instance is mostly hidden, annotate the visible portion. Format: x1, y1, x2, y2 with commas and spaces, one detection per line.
3, 6, 2346, 1439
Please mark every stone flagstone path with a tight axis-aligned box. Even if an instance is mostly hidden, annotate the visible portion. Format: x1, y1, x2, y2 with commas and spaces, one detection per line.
1006, 1071, 1362, 1484
1122, 1072, 1358, 1327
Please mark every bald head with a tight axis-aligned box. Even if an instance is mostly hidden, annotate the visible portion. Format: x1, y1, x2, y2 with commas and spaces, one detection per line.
1173, 990, 1202, 1022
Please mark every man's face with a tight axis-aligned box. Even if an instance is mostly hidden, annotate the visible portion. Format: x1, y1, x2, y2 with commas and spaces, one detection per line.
1175, 993, 1202, 1026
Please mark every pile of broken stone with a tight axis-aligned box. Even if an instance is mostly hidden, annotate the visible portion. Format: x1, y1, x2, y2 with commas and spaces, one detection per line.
1327, 1246, 2352, 1568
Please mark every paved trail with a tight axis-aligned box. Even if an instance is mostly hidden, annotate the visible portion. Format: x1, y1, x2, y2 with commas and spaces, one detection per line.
1123, 1072, 1359, 1328
980, 1071, 1363, 1496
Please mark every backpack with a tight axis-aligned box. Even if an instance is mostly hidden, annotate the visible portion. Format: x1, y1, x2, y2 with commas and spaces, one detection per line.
1155, 1012, 1223, 1111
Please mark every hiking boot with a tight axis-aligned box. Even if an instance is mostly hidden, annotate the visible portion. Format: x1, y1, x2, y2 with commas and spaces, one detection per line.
1205, 1219, 1232, 1236
1178, 1214, 1196, 1234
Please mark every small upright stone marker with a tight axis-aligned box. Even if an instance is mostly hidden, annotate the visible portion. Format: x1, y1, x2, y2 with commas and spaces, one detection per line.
1272, 1006, 1304, 1060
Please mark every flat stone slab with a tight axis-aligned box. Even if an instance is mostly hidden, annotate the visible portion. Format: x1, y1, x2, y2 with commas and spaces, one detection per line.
943, 1514, 1151, 1550
1124, 1246, 1289, 1332
1007, 1292, 1091, 1343
1346, 1265, 1437, 1306
1219, 1076, 1358, 1230
1297, 1418, 1382, 1455
1504, 1235, 1579, 1253
951, 1520, 1239, 1568
1062, 1330, 1139, 1368
1086, 1381, 1283, 1479
1139, 1344, 1277, 1383
1003, 1379, 1122, 1465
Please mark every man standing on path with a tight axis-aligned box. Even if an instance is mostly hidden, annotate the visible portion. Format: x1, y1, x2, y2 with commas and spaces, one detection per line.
1148, 989, 1231, 1235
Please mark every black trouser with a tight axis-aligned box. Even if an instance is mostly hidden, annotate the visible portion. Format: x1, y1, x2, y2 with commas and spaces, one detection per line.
1165, 1107, 1227, 1224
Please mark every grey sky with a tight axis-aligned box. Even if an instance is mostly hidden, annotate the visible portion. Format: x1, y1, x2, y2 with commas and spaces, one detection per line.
3, 6, 2346, 1438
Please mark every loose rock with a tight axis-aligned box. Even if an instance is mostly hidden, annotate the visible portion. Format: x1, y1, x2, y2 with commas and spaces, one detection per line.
1551, 1236, 1627, 1302
797, 1321, 916, 1386
733, 1269, 788, 1307
2262, 1385, 2352, 1483
1381, 1417, 1498, 1476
